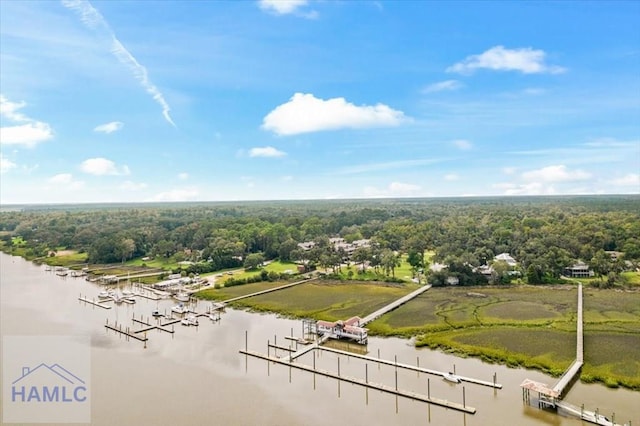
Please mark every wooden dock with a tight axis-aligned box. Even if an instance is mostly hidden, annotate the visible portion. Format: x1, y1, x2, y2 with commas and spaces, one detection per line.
556, 400, 620, 426
78, 296, 112, 309
132, 317, 175, 334
285, 334, 330, 361
552, 283, 583, 397
105, 322, 148, 342
222, 278, 317, 304
360, 285, 432, 326
240, 349, 476, 414
317, 346, 502, 389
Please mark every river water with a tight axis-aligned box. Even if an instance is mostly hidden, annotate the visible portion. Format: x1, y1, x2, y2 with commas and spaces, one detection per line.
1, 253, 637, 425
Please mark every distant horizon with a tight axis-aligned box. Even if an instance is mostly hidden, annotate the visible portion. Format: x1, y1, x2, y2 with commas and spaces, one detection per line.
2, 193, 639, 210
1, 1, 638, 204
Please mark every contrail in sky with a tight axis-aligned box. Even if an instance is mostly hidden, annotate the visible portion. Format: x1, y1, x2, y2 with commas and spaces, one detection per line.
61, 0, 176, 127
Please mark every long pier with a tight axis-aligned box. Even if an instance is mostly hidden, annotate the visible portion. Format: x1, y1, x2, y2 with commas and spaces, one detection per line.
552, 283, 583, 397
317, 346, 502, 389
360, 284, 432, 326
221, 278, 318, 304
240, 349, 476, 414
520, 284, 622, 425
78, 296, 112, 309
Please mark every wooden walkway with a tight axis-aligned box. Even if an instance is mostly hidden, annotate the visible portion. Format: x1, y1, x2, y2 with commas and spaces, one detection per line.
360, 285, 432, 326
552, 284, 583, 397
240, 349, 476, 414
556, 400, 619, 426
317, 346, 502, 389
222, 278, 317, 305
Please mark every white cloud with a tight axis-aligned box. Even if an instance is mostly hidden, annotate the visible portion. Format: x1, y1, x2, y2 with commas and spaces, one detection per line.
48, 173, 74, 184
178, 172, 189, 180
281, 175, 293, 181
249, 146, 287, 158
522, 164, 590, 182
94, 121, 123, 133
62, 0, 175, 126
364, 182, 421, 198
80, 157, 130, 176
0, 95, 54, 147
120, 180, 148, 190
493, 181, 557, 196
447, 46, 566, 75
148, 188, 199, 202
262, 93, 407, 135
452, 139, 473, 150
444, 173, 460, 181
610, 173, 640, 187
502, 167, 517, 175
0, 154, 17, 173
47, 173, 84, 190
422, 80, 463, 93
258, 0, 316, 18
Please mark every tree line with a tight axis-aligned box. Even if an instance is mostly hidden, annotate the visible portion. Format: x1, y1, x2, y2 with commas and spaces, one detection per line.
1, 196, 638, 285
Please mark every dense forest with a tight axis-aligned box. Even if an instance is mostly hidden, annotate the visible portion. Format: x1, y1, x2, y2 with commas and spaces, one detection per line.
1, 196, 639, 286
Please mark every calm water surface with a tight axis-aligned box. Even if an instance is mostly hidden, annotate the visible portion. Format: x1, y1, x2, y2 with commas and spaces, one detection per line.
1, 253, 637, 425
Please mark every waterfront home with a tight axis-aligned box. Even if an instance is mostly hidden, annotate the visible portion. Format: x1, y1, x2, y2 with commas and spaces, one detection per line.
563, 261, 594, 278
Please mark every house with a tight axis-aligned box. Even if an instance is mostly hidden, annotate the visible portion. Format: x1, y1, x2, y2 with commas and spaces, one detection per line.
430, 263, 447, 273
494, 253, 517, 267
297, 241, 315, 251
316, 316, 368, 344
446, 276, 460, 286
563, 261, 594, 278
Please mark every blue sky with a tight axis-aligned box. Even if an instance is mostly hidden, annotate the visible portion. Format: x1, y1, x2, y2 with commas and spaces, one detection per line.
1, 0, 639, 204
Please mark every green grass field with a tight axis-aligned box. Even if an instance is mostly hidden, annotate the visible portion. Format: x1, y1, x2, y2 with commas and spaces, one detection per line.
212, 279, 418, 322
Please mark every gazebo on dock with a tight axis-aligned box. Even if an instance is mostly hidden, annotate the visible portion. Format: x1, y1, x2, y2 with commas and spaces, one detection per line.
520, 379, 560, 409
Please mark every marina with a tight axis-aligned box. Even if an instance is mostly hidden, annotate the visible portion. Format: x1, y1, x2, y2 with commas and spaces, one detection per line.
2, 254, 637, 426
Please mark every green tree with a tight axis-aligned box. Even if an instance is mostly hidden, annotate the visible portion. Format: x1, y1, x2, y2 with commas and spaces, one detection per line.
244, 253, 265, 270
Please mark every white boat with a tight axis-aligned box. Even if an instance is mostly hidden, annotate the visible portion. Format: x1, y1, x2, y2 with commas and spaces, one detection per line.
111, 291, 125, 304
181, 315, 199, 326
98, 290, 113, 299
443, 372, 461, 384
171, 303, 189, 314
152, 309, 164, 318
173, 291, 190, 302
122, 289, 134, 297
208, 313, 220, 322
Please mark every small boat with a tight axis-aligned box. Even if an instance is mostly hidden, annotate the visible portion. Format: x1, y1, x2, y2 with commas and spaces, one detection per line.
443, 372, 461, 384
181, 315, 199, 326
98, 290, 113, 299
152, 309, 164, 318
208, 313, 220, 322
173, 291, 190, 302
171, 303, 188, 314
122, 289, 134, 297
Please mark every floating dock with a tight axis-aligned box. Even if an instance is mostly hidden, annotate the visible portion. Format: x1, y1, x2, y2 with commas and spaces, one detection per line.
240, 349, 476, 414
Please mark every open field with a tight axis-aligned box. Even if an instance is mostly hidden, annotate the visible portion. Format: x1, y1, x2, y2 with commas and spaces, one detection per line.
196, 280, 291, 300
42, 250, 88, 267
202, 279, 418, 322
